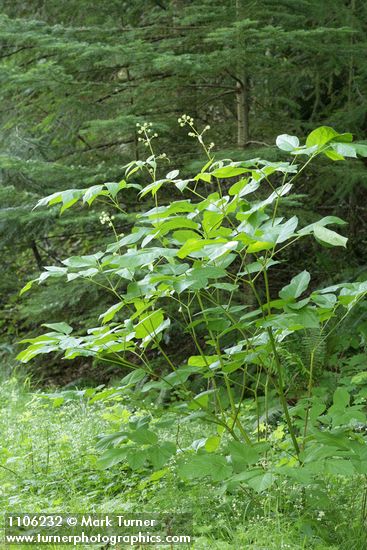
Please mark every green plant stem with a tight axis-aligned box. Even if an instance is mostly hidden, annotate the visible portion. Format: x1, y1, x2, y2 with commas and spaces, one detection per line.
302, 349, 315, 441
267, 326, 300, 458
195, 291, 252, 443
262, 267, 300, 458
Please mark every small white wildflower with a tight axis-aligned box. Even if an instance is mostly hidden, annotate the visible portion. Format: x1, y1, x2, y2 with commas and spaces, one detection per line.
179, 114, 194, 126
99, 211, 113, 226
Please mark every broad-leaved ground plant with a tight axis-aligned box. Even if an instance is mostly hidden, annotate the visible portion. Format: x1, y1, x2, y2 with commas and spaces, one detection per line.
18, 119, 367, 492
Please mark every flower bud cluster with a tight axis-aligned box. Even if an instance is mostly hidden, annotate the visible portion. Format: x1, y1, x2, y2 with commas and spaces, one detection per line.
99, 211, 115, 227
178, 114, 194, 127
136, 122, 158, 147
178, 114, 214, 152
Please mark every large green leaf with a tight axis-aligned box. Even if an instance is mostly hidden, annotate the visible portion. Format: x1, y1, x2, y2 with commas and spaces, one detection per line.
83, 184, 106, 205
227, 469, 275, 492
298, 216, 346, 237
228, 441, 260, 470
134, 310, 164, 339
306, 126, 339, 148
128, 428, 158, 445
98, 447, 129, 469
99, 302, 124, 324
276, 134, 299, 152
63, 253, 103, 269
178, 454, 232, 482
211, 166, 248, 178
332, 387, 350, 409
176, 238, 209, 258
148, 442, 176, 469
279, 271, 310, 300
42, 322, 73, 335
314, 225, 347, 248
126, 449, 149, 470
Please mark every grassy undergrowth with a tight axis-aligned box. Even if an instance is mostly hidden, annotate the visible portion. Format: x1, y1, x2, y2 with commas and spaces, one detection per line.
0, 375, 366, 549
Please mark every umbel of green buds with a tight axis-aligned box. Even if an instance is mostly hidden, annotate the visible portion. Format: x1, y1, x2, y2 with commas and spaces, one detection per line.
178, 114, 194, 127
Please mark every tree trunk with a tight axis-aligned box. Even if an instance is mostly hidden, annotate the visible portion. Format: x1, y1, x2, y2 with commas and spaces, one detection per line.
235, 0, 250, 147
30, 240, 43, 271
236, 74, 250, 147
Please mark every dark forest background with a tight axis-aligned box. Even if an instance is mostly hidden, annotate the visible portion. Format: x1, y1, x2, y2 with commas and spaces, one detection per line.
1, 0, 366, 384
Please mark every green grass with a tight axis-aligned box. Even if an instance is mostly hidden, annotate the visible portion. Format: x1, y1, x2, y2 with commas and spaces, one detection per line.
0, 376, 366, 549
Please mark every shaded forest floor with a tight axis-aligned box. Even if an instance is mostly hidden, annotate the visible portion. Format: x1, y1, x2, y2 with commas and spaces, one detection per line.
0, 375, 366, 549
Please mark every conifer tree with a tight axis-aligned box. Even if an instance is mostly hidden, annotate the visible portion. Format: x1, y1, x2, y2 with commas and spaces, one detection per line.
0, 0, 366, 377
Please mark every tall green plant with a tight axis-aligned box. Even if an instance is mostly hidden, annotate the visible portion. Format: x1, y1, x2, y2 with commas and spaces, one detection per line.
18, 119, 367, 488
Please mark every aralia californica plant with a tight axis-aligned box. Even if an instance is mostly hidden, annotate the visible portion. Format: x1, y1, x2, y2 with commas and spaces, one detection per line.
18, 119, 367, 488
